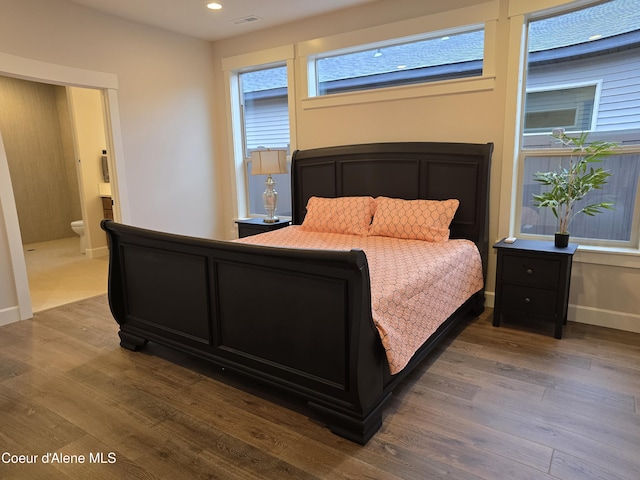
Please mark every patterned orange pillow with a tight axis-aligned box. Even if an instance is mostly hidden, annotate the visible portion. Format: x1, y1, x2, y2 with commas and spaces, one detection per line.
300, 196, 375, 235
369, 197, 459, 242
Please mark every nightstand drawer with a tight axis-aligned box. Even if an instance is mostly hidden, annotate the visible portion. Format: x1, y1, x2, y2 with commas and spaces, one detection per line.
502, 255, 560, 288
501, 284, 558, 317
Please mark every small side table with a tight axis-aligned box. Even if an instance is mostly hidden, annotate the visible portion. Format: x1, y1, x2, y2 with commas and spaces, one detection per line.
493, 238, 578, 339
235, 218, 291, 238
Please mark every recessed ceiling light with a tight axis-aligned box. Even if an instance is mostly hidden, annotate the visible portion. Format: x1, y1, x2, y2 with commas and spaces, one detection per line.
588, 34, 602, 41
207, 2, 222, 10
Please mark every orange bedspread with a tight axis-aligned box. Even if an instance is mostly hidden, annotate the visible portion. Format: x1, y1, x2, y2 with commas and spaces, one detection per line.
236, 226, 483, 374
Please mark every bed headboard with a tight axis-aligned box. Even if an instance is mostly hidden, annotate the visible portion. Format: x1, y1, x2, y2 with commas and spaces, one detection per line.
291, 141, 493, 272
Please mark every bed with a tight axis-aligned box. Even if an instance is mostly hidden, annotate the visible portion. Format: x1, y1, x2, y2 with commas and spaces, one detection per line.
101, 141, 493, 444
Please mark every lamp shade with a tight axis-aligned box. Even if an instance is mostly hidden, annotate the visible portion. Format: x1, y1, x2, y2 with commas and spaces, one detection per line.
250, 149, 288, 175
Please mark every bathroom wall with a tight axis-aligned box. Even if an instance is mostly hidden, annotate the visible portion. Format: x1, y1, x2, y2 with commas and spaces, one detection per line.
56, 86, 82, 225
67, 86, 109, 257
0, 76, 81, 244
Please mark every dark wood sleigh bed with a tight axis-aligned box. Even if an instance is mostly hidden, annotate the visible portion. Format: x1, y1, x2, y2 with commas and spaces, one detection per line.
101, 141, 493, 444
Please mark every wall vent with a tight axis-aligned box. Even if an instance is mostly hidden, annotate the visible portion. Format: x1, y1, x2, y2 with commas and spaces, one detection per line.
232, 15, 262, 25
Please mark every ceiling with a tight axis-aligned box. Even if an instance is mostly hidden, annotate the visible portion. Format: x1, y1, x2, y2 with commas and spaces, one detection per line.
67, 0, 380, 41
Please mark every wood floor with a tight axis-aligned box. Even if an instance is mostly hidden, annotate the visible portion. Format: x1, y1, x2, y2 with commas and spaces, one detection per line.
1, 295, 638, 480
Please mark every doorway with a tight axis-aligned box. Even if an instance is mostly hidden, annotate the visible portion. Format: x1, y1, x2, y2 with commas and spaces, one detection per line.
0, 52, 126, 322
0, 76, 111, 312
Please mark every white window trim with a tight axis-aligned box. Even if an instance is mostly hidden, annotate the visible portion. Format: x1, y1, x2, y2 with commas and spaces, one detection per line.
307, 24, 486, 97
500, 1, 640, 268
508, 0, 602, 18
222, 45, 297, 224
298, 2, 498, 58
301, 75, 496, 110
297, 1, 499, 110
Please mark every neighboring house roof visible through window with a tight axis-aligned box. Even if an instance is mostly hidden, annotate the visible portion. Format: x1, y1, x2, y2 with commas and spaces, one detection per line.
529, 30, 640, 66
528, 0, 640, 65
241, 68, 287, 94
241, 0, 640, 97
528, 0, 640, 52
315, 29, 484, 83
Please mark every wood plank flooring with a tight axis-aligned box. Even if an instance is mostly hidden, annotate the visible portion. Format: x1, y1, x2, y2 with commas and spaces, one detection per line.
1, 295, 638, 479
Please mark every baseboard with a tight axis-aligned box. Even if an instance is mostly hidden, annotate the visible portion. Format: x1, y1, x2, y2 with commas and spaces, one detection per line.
568, 304, 640, 334
484, 290, 640, 334
485, 291, 495, 308
0, 305, 21, 326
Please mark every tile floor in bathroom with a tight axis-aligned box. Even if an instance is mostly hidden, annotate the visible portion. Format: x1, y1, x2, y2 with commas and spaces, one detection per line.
23, 236, 108, 312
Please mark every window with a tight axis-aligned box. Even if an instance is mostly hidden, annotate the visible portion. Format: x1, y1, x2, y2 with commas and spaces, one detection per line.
517, 0, 640, 247
223, 45, 295, 224
524, 83, 598, 135
311, 27, 484, 96
239, 65, 291, 217
521, 152, 639, 242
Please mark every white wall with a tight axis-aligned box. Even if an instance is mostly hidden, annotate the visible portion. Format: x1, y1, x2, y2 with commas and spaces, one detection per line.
0, 0, 219, 321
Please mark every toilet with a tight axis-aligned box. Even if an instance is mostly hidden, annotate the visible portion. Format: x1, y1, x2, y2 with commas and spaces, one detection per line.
70, 220, 86, 254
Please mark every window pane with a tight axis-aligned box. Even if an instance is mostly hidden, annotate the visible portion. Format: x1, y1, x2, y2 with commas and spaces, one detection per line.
241, 67, 290, 152
524, 85, 596, 134
315, 28, 484, 96
240, 66, 291, 217
524, 0, 640, 146
519, 0, 640, 246
521, 153, 639, 242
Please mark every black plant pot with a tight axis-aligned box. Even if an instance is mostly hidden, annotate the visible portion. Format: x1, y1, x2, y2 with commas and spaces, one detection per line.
555, 232, 570, 248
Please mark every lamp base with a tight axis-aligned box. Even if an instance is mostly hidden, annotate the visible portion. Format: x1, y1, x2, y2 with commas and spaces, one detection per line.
262, 175, 279, 224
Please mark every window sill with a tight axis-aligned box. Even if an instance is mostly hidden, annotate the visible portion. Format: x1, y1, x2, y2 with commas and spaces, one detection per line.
575, 245, 640, 269
301, 75, 496, 110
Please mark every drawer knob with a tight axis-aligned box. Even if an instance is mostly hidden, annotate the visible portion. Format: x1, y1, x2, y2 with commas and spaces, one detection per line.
524, 297, 531, 303
526, 268, 534, 275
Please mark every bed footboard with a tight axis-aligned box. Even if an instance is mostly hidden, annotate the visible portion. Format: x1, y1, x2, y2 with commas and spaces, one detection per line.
102, 220, 388, 444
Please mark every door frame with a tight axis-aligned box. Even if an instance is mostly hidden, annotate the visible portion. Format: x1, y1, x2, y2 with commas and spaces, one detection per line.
0, 51, 128, 322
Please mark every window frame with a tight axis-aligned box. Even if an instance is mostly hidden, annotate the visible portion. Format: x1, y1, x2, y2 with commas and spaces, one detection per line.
238, 64, 293, 218
308, 25, 486, 98
503, 0, 640, 261
514, 146, 640, 248
523, 81, 602, 136
222, 46, 297, 225
298, 2, 499, 110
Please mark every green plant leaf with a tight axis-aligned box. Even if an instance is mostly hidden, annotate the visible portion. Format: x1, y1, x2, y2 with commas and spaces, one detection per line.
532, 132, 617, 233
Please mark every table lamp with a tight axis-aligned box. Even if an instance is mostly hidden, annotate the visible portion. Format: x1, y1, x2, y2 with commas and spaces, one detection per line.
250, 149, 288, 223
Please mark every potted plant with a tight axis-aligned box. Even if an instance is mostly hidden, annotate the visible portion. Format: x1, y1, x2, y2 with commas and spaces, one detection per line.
532, 131, 616, 248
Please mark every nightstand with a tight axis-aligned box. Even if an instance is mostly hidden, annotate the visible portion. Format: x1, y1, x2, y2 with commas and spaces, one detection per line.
235, 218, 291, 238
493, 239, 578, 339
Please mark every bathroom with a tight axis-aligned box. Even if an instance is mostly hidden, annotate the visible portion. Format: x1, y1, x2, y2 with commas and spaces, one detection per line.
0, 76, 111, 311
